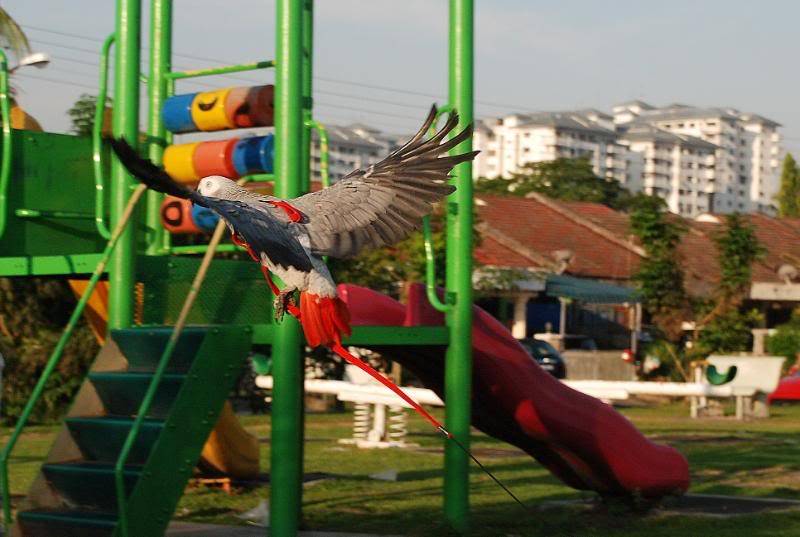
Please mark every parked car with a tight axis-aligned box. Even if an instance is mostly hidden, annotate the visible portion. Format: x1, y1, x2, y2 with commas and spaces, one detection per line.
768, 373, 800, 404
519, 338, 567, 379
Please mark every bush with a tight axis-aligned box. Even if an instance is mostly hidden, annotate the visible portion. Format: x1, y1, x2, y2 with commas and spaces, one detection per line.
767, 309, 800, 367
0, 277, 99, 424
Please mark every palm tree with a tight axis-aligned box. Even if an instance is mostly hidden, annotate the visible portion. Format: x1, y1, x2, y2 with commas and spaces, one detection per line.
0, 6, 29, 60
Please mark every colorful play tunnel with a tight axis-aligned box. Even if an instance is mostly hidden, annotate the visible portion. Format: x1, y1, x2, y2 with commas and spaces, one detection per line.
160, 196, 220, 234
162, 85, 274, 134
163, 135, 274, 183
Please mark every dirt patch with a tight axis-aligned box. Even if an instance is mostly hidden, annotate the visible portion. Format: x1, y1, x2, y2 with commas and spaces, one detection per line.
717, 466, 800, 490
662, 493, 800, 515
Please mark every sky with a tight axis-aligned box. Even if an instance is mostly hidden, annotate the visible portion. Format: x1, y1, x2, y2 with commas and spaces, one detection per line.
4, 0, 800, 154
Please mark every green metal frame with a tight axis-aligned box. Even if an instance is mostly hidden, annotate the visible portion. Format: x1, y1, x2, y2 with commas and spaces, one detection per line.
270, 1, 306, 533
107, 0, 141, 331
145, 0, 172, 255
444, 0, 474, 529
0, 50, 13, 241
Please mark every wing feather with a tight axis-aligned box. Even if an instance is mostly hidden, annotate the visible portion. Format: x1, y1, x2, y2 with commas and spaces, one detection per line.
291, 106, 478, 258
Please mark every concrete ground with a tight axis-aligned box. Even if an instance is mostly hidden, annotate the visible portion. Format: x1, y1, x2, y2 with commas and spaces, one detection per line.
167, 522, 401, 537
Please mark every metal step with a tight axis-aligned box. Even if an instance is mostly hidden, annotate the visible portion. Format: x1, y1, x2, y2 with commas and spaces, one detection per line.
65, 417, 164, 464
89, 371, 185, 419
111, 326, 208, 372
18, 509, 117, 537
42, 462, 140, 512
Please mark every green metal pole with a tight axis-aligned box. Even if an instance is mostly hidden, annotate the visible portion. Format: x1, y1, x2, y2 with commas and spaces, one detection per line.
145, 0, 172, 255
444, 0, 473, 531
300, 0, 313, 192
108, 0, 141, 330
0, 50, 12, 241
271, 1, 305, 535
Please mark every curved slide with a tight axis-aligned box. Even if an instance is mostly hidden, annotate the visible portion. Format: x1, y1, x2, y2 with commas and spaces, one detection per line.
339, 283, 689, 499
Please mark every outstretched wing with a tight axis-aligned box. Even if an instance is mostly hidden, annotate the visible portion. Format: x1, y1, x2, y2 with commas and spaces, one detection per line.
108, 138, 313, 272
290, 106, 478, 258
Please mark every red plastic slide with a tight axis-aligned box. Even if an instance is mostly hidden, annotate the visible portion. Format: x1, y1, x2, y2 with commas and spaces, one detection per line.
339, 283, 689, 499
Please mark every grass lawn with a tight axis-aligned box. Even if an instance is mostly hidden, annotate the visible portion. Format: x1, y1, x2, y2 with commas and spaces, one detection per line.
5, 402, 800, 536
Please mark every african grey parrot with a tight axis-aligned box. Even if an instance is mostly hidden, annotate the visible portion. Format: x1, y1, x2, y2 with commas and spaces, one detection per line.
109, 106, 476, 350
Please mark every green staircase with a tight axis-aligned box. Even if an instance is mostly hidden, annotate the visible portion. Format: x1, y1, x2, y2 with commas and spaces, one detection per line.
14, 325, 252, 537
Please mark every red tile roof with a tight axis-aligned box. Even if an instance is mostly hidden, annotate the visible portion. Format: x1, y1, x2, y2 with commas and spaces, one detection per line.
476, 194, 640, 282
476, 194, 800, 296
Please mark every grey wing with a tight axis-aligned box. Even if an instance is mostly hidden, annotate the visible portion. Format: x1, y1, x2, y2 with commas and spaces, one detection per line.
289, 106, 478, 258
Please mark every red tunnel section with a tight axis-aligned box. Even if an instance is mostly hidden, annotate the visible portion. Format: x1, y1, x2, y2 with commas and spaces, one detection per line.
338, 283, 689, 499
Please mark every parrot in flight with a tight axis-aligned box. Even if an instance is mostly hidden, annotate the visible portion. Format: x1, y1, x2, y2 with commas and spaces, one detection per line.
109, 106, 477, 431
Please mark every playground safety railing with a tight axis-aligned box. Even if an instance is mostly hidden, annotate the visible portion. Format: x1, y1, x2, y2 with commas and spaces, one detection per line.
0, 183, 148, 532
422, 104, 455, 313
304, 119, 330, 188
91, 33, 116, 240
0, 50, 14, 241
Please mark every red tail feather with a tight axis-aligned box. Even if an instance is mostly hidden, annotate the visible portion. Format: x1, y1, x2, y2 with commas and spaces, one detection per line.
299, 292, 351, 348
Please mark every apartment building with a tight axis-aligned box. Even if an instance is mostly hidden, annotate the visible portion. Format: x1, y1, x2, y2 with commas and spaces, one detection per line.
310, 123, 401, 182
474, 102, 783, 216
617, 125, 717, 216
613, 102, 783, 214
472, 111, 644, 192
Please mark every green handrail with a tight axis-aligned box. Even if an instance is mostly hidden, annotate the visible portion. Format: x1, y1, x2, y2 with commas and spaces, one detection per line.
92, 33, 116, 240
114, 178, 247, 537
422, 104, 453, 313
0, 50, 13, 241
0, 184, 147, 532
304, 119, 329, 188
423, 215, 452, 312
170, 243, 243, 255
15, 208, 95, 220
165, 60, 274, 81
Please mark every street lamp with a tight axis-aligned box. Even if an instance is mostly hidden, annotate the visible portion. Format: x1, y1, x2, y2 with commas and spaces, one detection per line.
9, 52, 50, 73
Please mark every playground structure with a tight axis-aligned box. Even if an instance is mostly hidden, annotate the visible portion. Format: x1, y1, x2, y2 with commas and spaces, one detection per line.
0, 2, 693, 537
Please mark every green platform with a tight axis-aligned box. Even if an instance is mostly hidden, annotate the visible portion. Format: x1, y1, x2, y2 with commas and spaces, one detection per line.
0, 130, 111, 276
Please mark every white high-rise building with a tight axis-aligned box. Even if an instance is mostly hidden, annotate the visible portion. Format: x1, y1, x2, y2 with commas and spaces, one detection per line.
473, 102, 783, 216
613, 102, 783, 214
617, 125, 717, 216
472, 110, 644, 192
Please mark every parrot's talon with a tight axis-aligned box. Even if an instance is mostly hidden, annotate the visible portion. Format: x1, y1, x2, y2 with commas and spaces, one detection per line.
273, 290, 296, 321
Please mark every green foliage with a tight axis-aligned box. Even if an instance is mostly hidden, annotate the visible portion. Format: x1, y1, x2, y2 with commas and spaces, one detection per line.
474, 157, 634, 210
629, 195, 688, 340
329, 213, 446, 298
0, 278, 98, 423
714, 213, 765, 301
777, 153, 800, 217
67, 93, 110, 137
767, 309, 800, 363
696, 308, 763, 355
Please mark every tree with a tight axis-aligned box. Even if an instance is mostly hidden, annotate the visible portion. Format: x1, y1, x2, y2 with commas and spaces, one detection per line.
777, 153, 800, 217
713, 213, 765, 304
475, 157, 634, 210
629, 194, 689, 341
694, 213, 765, 355
68, 93, 112, 137
0, 7, 30, 61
